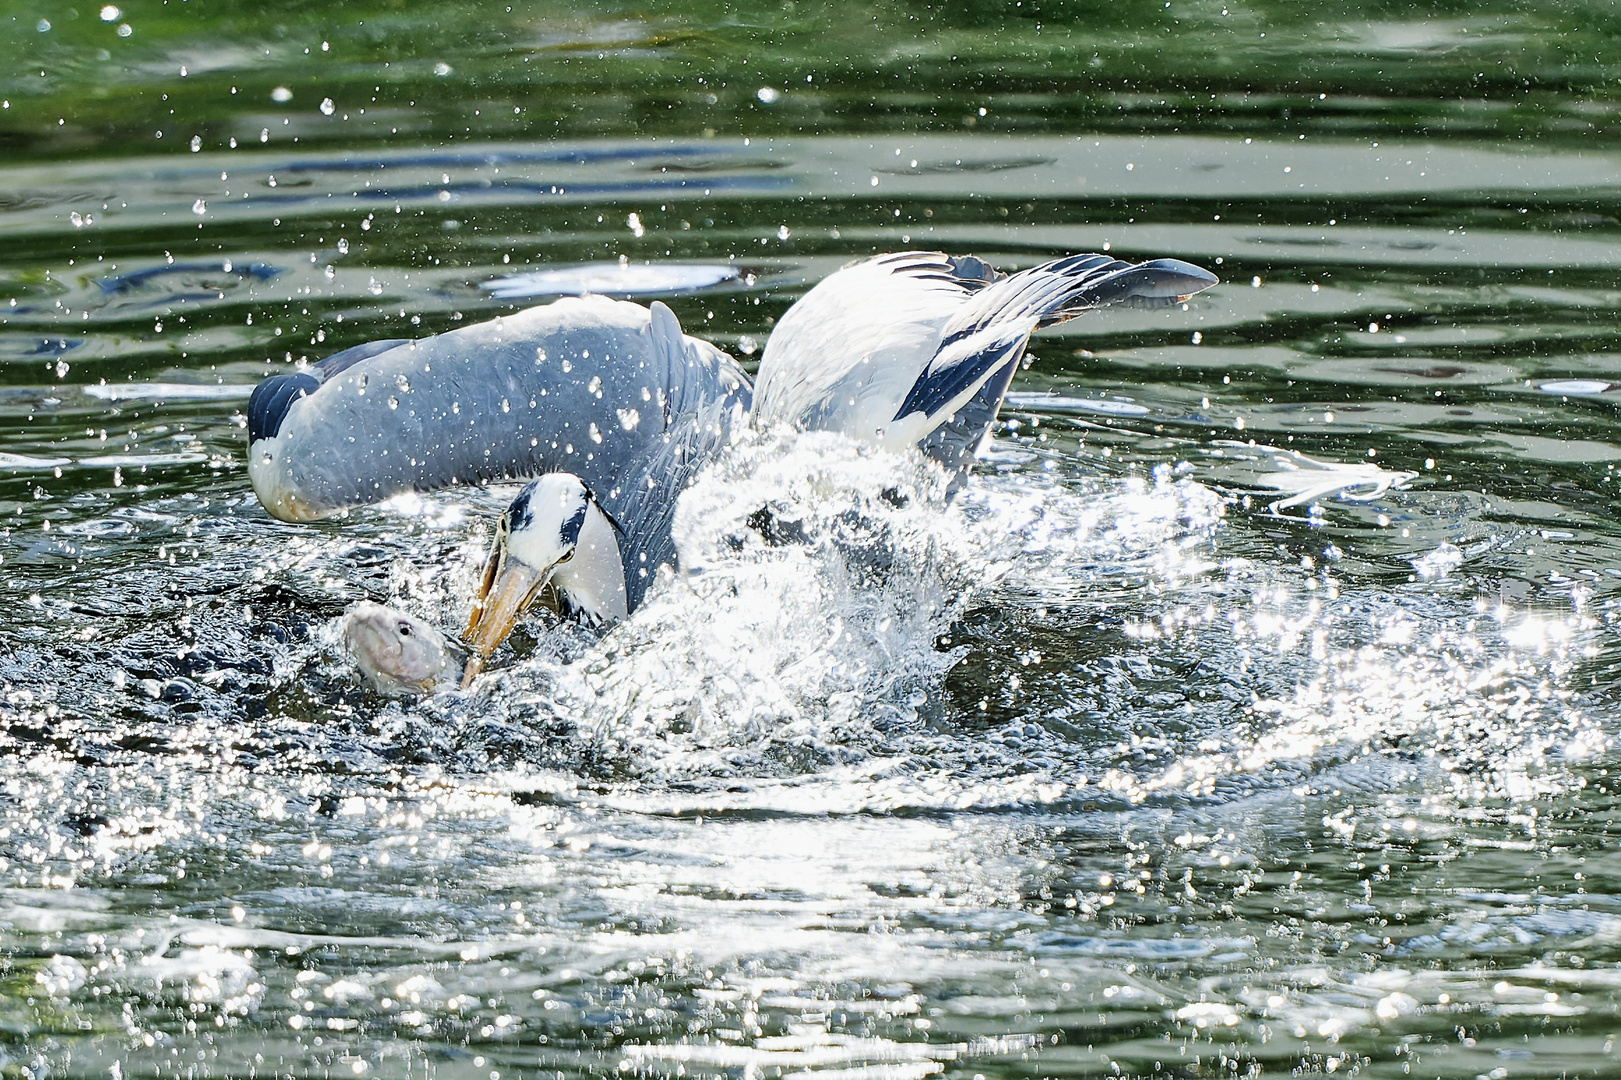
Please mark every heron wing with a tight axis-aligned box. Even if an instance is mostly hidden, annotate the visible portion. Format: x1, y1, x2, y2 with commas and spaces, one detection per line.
752, 252, 996, 444
248, 296, 750, 521
890, 254, 1220, 468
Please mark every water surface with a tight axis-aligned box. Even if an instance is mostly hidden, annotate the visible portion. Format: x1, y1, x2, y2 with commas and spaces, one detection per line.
4, 3, 1621, 1079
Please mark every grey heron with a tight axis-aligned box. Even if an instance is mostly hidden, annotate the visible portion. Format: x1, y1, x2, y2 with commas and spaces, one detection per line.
247, 250, 1215, 685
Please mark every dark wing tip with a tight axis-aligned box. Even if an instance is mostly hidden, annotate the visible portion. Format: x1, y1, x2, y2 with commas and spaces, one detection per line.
247, 372, 320, 444
1050, 256, 1220, 315
1129, 258, 1219, 297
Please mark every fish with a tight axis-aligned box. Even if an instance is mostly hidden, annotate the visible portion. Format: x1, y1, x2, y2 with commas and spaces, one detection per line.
342, 601, 461, 696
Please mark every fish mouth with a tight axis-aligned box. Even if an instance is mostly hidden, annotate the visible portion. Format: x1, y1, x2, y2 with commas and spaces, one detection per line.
462, 549, 553, 688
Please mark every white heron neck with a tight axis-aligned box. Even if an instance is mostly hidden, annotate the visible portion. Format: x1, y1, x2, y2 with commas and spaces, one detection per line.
552, 502, 629, 626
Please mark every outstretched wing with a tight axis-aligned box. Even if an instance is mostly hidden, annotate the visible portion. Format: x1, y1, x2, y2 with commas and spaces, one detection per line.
888, 255, 1218, 463
754, 250, 1216, 472
752, 252, 998, 446
247, 297, 750, 521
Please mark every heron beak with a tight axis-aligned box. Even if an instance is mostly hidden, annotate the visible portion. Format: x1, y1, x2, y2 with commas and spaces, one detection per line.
461, 540, 555, 689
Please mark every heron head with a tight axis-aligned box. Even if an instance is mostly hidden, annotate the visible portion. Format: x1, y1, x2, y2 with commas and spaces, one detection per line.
462, 474, 628, 686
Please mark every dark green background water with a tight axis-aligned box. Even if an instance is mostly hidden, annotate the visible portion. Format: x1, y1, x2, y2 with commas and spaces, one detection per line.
5, 3, 1621, 1079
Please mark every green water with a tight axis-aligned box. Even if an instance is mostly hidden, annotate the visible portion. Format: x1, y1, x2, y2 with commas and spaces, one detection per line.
5, 3, 1621, 1079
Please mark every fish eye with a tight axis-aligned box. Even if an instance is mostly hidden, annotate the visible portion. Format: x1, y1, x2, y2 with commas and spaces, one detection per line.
398, 622, 412, 637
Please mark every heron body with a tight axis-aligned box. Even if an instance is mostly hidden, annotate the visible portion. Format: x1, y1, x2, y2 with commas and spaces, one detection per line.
247, 295, 750, 522
753, 251, 1218, 475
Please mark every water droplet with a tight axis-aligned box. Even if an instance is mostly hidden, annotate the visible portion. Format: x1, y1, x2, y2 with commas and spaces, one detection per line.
192, 198, 206, 215
99, 5, 120, 20
337, 238, 349, 254
271, 87, 292, 103
320, 98, 335, 116
387, 396, 399, 410
395, 374, 411, 393
756, 86, 780, 104
433, 62, 452, 77
189, 134, 201, 152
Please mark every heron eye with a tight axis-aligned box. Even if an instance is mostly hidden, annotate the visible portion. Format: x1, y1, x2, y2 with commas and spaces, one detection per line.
398, 623, 412, 637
